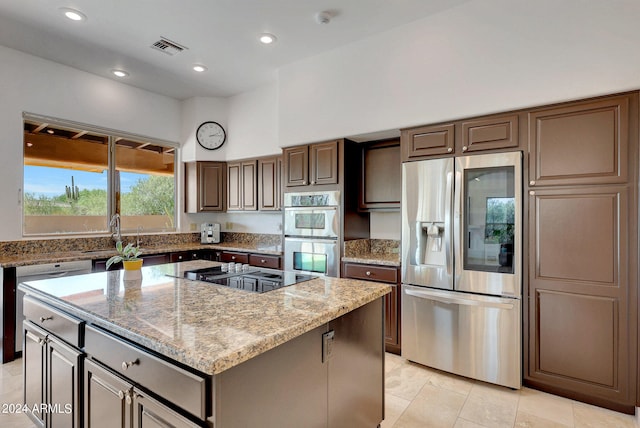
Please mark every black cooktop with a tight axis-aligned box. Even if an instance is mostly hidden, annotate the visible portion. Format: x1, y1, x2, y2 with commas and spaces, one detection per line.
180, 266, 316, 293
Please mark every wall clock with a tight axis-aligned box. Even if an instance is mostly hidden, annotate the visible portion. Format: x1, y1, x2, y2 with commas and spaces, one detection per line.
196, 121, 226, 150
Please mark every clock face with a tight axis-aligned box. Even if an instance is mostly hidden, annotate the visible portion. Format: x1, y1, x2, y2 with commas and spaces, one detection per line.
196, 121, 226, 150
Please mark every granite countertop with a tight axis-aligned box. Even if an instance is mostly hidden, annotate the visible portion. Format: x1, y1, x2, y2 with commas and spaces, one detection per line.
341, 253, 401, 267
18, 260, 390, 376
0, 242, 282, 268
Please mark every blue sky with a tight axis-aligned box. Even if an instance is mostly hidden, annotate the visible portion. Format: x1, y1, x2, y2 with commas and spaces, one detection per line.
24, 166, 146, 197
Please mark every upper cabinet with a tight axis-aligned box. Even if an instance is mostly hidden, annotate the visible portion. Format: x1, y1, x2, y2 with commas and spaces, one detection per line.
528, 95, 629, 187
401, 124, 454, 161
228, 160, 257, 211
360, 139, 401, 211
184, 161, 226, 213
401, 114, 520, 162
258, 156, 282, 211
284, 140, 339, 187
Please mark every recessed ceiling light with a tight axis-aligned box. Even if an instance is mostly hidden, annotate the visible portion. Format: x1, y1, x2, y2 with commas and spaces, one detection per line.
259, 33, 277, 44
111, 69, 129, 78
59, 7, 87, 22
193, 64, 208, 73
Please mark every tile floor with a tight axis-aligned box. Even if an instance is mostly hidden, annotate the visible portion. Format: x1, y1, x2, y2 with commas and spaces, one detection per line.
1, 353, 638, 427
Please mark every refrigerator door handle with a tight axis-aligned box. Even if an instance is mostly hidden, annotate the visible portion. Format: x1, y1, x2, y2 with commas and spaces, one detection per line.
405, 288, 515, 310
453, 166, 463, 279
444, 170, 453, 276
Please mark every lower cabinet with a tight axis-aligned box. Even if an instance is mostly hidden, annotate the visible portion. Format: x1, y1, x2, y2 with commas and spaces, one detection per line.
342, 262, 401, 354
220, 251, 281, 269
23, 321, 82, 428
84, 359, 200, 428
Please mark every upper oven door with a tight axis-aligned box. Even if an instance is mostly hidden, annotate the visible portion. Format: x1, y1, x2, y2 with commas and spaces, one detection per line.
284, 207, 339, 238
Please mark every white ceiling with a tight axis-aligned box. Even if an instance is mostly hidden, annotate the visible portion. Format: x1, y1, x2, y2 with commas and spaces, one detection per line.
0, 0, 470, 100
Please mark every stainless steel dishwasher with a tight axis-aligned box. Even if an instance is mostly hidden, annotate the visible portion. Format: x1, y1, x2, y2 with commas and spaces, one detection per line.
15, 259, 92, 353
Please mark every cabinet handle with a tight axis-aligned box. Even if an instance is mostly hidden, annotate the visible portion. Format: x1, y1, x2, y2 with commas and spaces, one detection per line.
39, 316, 53, 323
529, 180, 536, 186
365, 271, 371, 276
118, 390, 125, 400
38, 338, 46, 346
261, 259, 266, 263
447, 147, 453, 153
121, 359, 139, 370
311, 181, 315, 185
529, 191, 535, 196
462, 146, 468, 151
302, 180, 307, 185
125, 391, 133, 405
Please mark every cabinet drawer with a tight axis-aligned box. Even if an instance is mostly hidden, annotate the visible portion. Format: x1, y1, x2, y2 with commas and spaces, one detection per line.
23, 295, 84, 347
220, 251, 249, 264
343, 264, 398, 284
84, 325, 207, 420
249, 254, 281, 269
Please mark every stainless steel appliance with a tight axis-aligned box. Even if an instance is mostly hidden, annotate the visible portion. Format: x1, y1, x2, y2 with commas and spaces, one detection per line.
16, 259, 92, 353
401, 151, 522, 389
172, 265, 315, 293
283, 191, 341, 277
201, 222, 220, 244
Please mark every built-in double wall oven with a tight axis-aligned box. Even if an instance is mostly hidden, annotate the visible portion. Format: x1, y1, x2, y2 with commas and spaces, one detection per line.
283, 191, 341, 277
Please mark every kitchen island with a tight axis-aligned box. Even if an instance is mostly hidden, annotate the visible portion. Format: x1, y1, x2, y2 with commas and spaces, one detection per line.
18, 260, 390, 428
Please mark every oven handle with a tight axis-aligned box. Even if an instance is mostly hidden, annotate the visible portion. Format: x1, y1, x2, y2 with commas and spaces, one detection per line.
283, 206, 338, 212
284, 237, 338, 244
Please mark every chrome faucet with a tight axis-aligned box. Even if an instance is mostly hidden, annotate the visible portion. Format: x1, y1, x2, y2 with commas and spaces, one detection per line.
109, 214, 121, 242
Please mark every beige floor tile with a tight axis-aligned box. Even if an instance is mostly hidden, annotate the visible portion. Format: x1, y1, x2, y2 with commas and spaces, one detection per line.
394, 384, 467, 428
0, 373, 23, 395
2, 359, 23, 377
428, 369, 475, 396
0, 413, 37, 428
381, 393, 411, 428
573, 401, 638, 428
518, 387, 574, 426
385, 361, 434, 401
454, 418, 490, 428
385, 352, 404, 374
515, 411, 572, 427
459, 382, 519, 428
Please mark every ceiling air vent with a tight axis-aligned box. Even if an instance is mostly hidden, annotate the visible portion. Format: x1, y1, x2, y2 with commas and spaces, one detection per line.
150, 37, 188, 56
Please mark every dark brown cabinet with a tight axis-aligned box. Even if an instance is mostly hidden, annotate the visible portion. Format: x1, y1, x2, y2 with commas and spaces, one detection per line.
184, 161, 226, 213
360, 139, 401, 210
93, 253, 169, 271
23, 321, 82, 428
169, 251, 203, 263
401, 114, 520, 161
342, 262, 400, 354
219, 251, 249, 264
227, 160, 257, 211
528, 95, 629, 187
284, 140, 339, 187
258, 156, 282, 211
84, 359, 199, 428
525, 92, 638, 414
401, 123, 454, 161
220, 251, 281, 269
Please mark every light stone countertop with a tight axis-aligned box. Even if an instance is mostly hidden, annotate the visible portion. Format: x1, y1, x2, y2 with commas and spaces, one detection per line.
0, 242, 282, 268
18, 260, 390, 376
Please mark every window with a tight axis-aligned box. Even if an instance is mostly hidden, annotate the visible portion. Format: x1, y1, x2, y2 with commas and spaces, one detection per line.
23, 115, 177, 236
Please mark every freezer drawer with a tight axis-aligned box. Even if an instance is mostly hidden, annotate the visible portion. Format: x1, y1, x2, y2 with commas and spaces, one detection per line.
401, 284, 521, 389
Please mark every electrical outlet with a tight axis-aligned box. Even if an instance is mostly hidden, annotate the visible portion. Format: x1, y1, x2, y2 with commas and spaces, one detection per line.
189, 223, 197, 231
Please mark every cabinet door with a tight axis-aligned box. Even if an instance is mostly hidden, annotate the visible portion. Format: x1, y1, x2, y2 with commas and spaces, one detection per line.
219, 251, 249, 264
283, 146, 309, 187
227, 162, 242, 210
528, 186, 635, 409
401, 123, 454, 161
23, 322, 47, 428
384, 284, 400, 351
460, 114, 518, 153
132, 389, 200, 428
360, 140, 401, 210
241, 161, 257, 210
48, 336, 82, 428
528, 95, 629, 187
248, 254, 281, 269
310, 141, 338, 185
198, 162, 226, 212
258, 156, 281, 211
84, 359, 132, 428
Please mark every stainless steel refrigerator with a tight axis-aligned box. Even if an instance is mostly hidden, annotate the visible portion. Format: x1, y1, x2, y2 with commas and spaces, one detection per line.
401, 151, 522, 389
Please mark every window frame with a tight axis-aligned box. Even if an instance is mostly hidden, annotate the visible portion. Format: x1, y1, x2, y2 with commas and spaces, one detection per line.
22, 112, 179, 237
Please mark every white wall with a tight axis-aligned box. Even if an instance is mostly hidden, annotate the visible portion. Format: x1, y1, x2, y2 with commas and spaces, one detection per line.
277, 0, 640, 146
0, 45, 182, 241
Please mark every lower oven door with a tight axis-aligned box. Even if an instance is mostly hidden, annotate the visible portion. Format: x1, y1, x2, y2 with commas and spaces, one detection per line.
284, 237, 339, 277
401, 284, 521, 389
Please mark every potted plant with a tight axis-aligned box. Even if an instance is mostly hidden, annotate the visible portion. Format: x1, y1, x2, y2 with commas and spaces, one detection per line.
106, 241, 143, 271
